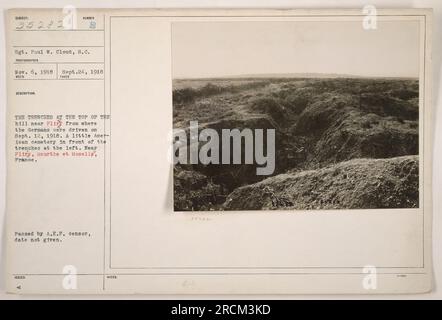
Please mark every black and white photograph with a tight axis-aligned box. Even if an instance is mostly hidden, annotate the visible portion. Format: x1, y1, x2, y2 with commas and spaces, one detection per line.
1, 5, 436, 297
172, 20, 421, 211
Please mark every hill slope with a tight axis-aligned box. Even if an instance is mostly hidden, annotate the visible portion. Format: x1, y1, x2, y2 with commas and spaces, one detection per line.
223, 155, 419, 210
173, 77, 420, 211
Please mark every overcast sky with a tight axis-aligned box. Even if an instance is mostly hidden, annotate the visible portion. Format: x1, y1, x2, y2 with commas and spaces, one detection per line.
172, 20, 420, 79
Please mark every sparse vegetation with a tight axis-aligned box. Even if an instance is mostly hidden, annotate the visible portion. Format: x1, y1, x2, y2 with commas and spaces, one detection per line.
223, 156, 419, 210
173, 77, 419, 211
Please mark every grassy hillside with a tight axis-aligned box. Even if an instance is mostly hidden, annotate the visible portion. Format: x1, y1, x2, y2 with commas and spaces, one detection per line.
223, 155, 419, 210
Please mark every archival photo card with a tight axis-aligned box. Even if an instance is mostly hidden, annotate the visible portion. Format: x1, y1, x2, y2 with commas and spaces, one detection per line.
5, 8, 432, 294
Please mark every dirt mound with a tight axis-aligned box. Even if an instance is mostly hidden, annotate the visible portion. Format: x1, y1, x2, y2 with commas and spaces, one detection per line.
174, 167, 226, 211
223, 155, 419, 210
293, 92, 418, 166
360, 93, 418, 120
248, 97, 289, 123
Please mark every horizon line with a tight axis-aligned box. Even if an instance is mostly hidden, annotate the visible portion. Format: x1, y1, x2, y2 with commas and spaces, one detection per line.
173, 72, 419, 81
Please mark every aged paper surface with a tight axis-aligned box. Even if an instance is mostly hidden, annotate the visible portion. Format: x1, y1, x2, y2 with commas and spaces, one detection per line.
5, 8, 433, 294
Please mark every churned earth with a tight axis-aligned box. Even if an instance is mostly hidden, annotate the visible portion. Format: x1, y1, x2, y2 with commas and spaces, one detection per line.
172, 76, 419, 211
